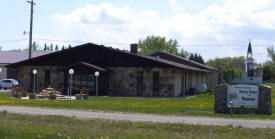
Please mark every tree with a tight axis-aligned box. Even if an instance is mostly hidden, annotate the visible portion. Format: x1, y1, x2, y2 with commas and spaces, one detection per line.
176, 48, 189, 58
62, 45, 65, 50
32, 41, 39, 51
263, 46, 275, 82
55, 45, 59, 51
207, 57, 244, 82
138, 35, 179, 55
189, 53, 194, 61
68, 45, 72, 49
188, 53, 205, 64
197, 55, 205, 64
50, 44, 53, 51
44, 44, 47, 51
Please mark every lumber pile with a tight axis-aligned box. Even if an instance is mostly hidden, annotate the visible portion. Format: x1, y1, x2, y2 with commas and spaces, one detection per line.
36, 88, 66, 100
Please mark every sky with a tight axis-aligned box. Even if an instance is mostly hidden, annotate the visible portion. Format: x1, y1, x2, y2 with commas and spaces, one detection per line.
0, 0, 275, 63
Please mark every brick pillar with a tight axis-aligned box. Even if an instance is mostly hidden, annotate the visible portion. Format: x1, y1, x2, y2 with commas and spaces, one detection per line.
214, 84, 228, 113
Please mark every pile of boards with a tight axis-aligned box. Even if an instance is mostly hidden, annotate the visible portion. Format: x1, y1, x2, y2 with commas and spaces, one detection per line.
36, 88, 66, 100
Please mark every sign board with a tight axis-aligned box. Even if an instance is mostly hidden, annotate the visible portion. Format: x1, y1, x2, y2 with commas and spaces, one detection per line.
227, 84, 258, 106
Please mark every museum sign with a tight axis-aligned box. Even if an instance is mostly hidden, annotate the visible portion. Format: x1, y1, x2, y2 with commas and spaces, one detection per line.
227, 84, 258, 107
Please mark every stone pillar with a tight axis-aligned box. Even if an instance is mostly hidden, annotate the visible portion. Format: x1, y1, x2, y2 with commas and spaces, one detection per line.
257, 85, 272, 115
214, 84, 228, 113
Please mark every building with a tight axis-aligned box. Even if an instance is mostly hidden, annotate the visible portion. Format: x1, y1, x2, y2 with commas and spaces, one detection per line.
230, 42, 263, 84
7, 43, 220, 97
0, 51, 51, 79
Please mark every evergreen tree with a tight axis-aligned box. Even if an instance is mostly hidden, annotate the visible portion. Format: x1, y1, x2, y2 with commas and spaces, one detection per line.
32, 41, 39, 51
55, 45, 59, 51
50, 44, 53, 51
68, 45, 72, 49
189, 53, 194, 60
44, 44, 47, 51
62, 45, 65, 50
194, 53, 198, 61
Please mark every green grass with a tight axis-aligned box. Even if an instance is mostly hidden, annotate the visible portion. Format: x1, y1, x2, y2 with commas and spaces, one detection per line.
0, 84, 274, 119
1, 111, 275, 139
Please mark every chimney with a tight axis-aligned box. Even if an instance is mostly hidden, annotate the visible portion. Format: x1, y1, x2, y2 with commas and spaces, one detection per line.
130, 43, 138, 54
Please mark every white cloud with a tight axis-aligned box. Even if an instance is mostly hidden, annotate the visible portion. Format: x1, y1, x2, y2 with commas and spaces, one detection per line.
50, 1, 275, 63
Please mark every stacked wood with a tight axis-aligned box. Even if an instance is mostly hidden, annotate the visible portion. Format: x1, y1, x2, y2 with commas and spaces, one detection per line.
36, 88, 66, 100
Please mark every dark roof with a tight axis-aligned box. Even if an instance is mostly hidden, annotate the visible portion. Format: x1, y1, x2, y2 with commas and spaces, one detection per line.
150, 51, 219, 71
248, 41, 252, 53
0, 50, 52, 64
7, 43, 209, 73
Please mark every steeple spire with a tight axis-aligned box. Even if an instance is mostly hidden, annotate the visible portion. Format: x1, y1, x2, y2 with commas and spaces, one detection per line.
247, 40, 254, 77
248, 41, 252, 53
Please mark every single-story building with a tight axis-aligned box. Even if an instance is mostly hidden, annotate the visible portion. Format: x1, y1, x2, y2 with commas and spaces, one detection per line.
0, 51, 51, 79
7, 43, 221, 97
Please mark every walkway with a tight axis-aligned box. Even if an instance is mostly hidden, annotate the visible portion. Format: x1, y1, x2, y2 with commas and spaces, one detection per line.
0, 106, 275, 129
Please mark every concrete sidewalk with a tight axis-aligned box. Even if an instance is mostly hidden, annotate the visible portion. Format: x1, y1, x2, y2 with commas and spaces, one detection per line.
0, 105, 274, 129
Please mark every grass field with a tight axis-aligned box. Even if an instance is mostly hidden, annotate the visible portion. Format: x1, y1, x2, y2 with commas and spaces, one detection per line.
1, 111, 275, 139
0, 84, 274, 119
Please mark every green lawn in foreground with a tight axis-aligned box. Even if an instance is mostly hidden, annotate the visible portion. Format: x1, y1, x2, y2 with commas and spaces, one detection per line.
0, 111, 275, 139
0, 84, 273, 119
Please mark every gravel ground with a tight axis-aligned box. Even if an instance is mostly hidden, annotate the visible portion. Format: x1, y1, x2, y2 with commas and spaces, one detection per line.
1, 105, 275, 129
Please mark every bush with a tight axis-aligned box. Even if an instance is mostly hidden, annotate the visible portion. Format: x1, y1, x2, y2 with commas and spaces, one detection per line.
49, 94, 56, 100
29, 94, 36, 99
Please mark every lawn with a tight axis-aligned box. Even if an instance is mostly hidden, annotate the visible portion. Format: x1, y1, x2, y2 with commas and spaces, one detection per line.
0, 84, 274, 119
1, 111, 275, 139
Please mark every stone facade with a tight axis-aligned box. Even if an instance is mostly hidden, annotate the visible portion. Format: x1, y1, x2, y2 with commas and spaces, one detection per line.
17, 66, 64, 92
108, 67, 176, 97
16, 65, 214, 97
214, 84, 272, 115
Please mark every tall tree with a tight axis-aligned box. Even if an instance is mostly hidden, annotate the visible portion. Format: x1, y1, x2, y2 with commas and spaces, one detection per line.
32, 41, 39, 51
138, 35, 179, 55
44, 43, 47, 51
62, 45, 65, 50
207, 57, 244, 82
50, 44, 53, 51
189, 53, 194, 61
68, 45, 72, 49
263, 46, 275, 82
176, 48, 189, 58
55, 45, 59, 51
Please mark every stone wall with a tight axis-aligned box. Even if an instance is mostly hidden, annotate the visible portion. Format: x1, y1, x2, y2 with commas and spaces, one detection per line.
17, 66, 64, 93
16, 65, 215, 97
108, 67, 176, 97
214, 84, 272, 115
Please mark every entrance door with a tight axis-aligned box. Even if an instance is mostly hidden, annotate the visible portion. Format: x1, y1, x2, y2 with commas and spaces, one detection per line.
137, 72, 143, 96
153, 72, 160, 96
44, 70, 51, 88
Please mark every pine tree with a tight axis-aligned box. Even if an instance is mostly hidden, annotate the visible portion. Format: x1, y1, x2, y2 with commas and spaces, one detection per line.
189, 53, 194, 60
68, 45, 72, 49
62, 45, 65, 50
44, 44, 47, 51
55, 45, 59, 51
50, 44, 53, 51
194, 53, 198, 61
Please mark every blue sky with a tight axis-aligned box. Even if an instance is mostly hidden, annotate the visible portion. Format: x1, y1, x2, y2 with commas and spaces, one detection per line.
1, 0, 275, 63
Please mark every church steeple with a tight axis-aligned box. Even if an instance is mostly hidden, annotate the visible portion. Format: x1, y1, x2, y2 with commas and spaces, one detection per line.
248, 41, 252, 53
247, 41, 254, 77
